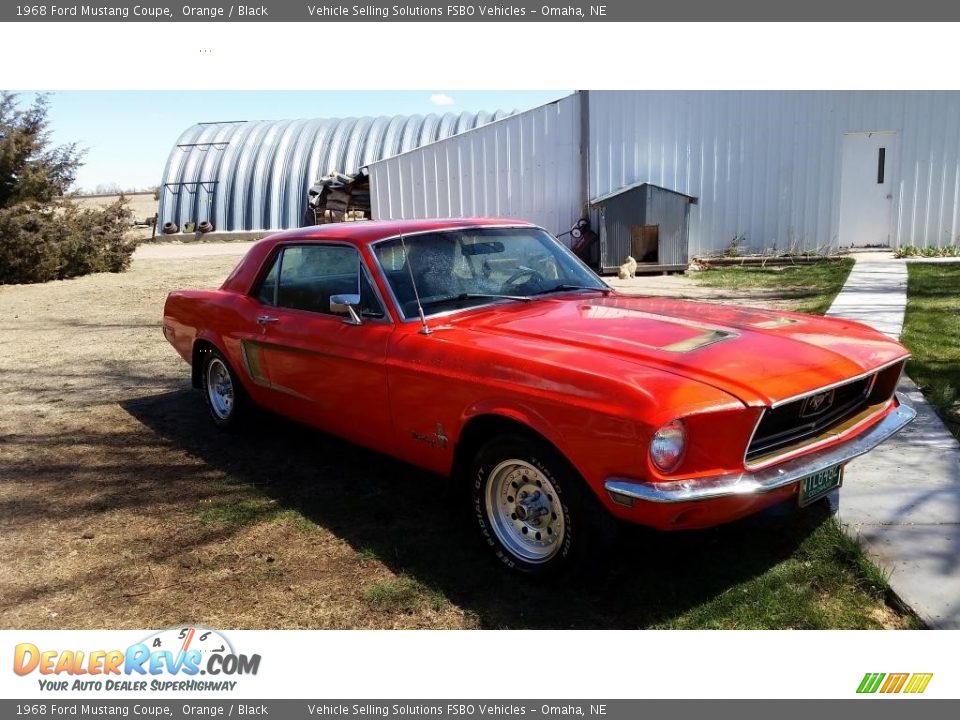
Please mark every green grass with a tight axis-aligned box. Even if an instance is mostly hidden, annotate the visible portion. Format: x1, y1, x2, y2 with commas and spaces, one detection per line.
195, 484, 296, 529
362, 575, 449, 614
356, 547, 378, 562
895, 245, 960, 259
900, 263, 960, 440
695, 258, 855, 314
655, 512, 919, 629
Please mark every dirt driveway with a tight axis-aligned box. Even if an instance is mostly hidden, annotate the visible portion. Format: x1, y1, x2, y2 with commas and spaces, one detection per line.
0, 245, 846, 629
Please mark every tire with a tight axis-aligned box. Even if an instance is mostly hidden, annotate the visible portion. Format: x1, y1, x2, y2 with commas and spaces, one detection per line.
470, 433, 616, 578
201, 349, 248, 430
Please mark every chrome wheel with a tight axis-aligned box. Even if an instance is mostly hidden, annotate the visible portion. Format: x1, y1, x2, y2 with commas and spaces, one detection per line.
485, 459, 565, 564
206, 357, 234, 421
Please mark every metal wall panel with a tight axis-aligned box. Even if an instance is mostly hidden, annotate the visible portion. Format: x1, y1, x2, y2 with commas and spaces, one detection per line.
368, 95, 583, 237
157, 111, 510, 232
646, 186, 691, 267
589, 91, 960, 253
597, 194, 632, 272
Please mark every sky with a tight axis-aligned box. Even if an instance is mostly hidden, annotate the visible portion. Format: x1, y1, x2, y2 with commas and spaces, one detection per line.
25, 91, 570, 193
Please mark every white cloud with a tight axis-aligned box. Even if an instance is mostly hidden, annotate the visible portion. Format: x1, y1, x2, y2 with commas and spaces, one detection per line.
429, 93, 455, 106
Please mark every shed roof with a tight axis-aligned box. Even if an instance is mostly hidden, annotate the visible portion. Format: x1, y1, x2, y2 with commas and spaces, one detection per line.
590, 181, 698, 207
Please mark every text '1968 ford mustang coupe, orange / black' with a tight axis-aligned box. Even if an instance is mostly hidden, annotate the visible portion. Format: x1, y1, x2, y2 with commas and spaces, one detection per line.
163, 218, 915, 576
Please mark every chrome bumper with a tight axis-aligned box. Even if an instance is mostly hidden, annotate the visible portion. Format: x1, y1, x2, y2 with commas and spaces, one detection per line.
604, 395, 917, 505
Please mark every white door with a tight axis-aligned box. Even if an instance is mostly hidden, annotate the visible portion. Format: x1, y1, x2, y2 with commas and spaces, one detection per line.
838, 131, 899, 248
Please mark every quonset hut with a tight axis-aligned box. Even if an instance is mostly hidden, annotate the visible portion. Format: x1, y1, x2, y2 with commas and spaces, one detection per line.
157, 111, 511, 233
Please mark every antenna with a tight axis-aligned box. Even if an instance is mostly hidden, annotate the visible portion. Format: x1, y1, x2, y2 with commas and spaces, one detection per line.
400, 234, 432, 335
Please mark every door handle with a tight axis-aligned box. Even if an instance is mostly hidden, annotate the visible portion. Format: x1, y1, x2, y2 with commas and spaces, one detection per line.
257, 315, 279, 326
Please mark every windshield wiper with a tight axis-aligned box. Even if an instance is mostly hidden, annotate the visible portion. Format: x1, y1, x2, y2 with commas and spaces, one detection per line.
533, 284, 612, 296
419, 292, 533, 309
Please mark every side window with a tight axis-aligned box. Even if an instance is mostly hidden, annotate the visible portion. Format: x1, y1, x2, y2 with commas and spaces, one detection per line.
358, 268, 385, 319
255, 254, 280, 305
253, 244, 385, 319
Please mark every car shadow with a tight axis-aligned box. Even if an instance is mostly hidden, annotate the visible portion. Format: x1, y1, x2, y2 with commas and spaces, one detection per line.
122, 387, 833, 629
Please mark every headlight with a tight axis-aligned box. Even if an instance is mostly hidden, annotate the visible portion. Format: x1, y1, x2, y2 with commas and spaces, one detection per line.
650, 419, 686, 472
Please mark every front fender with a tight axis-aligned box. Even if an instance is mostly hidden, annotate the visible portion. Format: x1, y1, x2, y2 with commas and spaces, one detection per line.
459, 398, 570, 456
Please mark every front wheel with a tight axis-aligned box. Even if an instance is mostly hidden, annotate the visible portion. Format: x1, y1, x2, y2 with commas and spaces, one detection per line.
470, 434, 615, 578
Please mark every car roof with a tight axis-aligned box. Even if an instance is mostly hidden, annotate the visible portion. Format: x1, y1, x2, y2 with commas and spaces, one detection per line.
220, 218, 543, 295
257, 217, 538, 246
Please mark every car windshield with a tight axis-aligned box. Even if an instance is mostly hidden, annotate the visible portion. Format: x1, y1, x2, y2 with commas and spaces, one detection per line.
373, 227, 608, 319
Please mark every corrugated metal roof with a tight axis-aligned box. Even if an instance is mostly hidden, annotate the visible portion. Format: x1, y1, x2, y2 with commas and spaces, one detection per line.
590, 181, 697, 206
158, 111, 512, 232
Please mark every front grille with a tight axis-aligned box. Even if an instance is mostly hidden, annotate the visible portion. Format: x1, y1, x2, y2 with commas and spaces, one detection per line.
746, 376, 876, 463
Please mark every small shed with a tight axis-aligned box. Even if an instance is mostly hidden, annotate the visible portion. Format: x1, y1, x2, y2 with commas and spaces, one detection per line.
591, 182, 697, 274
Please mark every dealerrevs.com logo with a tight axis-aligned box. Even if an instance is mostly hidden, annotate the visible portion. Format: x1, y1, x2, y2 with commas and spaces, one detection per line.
13, 627, 261, 692
857, 673, 933, 694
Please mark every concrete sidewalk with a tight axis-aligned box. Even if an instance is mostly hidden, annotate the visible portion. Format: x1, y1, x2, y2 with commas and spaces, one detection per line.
827, 253, 960, 628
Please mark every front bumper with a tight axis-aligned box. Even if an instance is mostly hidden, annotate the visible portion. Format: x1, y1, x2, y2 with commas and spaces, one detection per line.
605, 394, 916, 506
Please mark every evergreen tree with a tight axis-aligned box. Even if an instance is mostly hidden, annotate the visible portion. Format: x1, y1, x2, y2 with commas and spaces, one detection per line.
0, 92, 134, 284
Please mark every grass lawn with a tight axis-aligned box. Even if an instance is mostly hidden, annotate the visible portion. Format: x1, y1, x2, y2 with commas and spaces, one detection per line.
694, 258, 855, 314
900, 263, 960, 440
648, 506, 918, 629
189, 455, 921, 629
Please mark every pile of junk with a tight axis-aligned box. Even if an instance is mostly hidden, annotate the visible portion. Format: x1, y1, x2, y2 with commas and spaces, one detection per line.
560, 218, 600, 269
306, 170, 371, 224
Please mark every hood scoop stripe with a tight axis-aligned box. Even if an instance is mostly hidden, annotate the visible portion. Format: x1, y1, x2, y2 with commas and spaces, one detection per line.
750, 316, 802, 329
581, 304, 739, 353
661, 328, 737, 353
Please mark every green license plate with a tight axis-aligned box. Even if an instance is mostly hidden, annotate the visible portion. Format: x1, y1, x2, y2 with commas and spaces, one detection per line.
798, 464, 844, 507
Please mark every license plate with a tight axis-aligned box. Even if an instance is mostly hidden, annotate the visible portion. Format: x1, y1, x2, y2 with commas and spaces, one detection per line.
798, 464, 844, 507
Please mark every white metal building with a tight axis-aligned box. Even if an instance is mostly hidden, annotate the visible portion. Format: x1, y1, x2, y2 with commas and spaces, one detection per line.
369, 94, 583, 238
369, 91, 960, 256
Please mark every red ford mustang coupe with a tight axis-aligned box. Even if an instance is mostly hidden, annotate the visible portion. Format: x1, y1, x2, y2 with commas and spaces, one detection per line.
163, 218, 915, 576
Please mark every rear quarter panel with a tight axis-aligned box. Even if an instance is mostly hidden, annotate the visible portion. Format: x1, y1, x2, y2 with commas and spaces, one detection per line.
163, 290, 261, 395
162, 290, 206, 364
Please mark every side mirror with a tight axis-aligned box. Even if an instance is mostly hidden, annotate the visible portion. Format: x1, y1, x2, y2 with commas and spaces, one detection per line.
330, 293, 363, 325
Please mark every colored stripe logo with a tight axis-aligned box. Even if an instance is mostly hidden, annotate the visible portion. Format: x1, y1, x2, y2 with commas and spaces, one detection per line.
857, 672, 933, 694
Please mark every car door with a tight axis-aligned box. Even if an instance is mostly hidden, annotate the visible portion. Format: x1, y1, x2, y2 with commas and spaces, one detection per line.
249, 242, 394, 450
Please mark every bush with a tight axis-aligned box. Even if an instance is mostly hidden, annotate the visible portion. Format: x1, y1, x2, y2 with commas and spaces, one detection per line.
0, 92, 137, 285
0, 198, 134, 284
0, 205, 61, 283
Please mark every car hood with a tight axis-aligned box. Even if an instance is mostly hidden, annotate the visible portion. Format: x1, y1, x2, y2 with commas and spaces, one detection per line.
452, 294, 908, 407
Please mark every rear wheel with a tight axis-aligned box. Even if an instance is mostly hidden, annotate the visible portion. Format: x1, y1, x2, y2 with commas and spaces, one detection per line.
470, 434, 615, 578
202, 349, 247, 430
